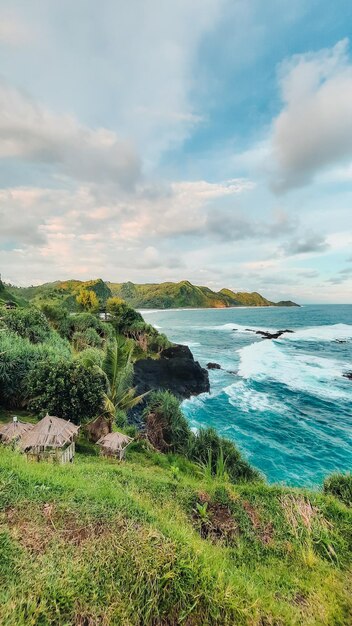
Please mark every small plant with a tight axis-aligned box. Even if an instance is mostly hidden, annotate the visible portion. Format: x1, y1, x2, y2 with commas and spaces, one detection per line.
195, 501, 209, 524
170, 464, 180, 482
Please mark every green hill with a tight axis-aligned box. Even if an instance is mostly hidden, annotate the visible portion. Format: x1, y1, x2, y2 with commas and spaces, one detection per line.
7, 278, 299, 310
0, 279, 27, 308
8, 278, 112, 311
109, 281, 299, 309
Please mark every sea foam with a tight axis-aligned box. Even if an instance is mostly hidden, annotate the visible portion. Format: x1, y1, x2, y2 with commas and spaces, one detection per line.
237, 336, 351, 401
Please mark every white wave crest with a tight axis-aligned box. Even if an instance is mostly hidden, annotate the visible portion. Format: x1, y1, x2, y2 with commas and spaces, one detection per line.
224, 380, 284, 413
237, 338, 351, 401
280, 323, 352, 343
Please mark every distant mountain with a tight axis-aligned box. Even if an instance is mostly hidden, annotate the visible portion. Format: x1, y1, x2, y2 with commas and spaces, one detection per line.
108, 281, 299, 309
7, 278, 299, 310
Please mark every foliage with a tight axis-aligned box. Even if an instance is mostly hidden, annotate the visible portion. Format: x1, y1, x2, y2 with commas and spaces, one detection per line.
1, 307, 51, 343
99, 336, 146, 430
76, 288, 99, 312
26, 360, 106, 423
143, 391, 192, 454
0, 330, 71, 407
72, 328, 103, 351
323, 473, 352, 507
106, 297, 144, 333
189, 427, 261, 483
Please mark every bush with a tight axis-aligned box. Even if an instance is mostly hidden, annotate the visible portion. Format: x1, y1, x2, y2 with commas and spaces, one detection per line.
71, 312, 99, 332
0, 331, 71, 407
106, 297, 143, 334
323, 473, 352, 507
189, 427, 261, 483
27, 360, 106, 423
143, 391, 192, 454
72, 328, 103, 351
1, 308, 51, 343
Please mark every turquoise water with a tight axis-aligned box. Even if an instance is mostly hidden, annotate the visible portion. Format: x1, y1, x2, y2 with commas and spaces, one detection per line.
141, 305, 352, 486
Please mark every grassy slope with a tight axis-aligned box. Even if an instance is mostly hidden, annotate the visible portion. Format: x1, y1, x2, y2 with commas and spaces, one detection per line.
0, 447, 351, 625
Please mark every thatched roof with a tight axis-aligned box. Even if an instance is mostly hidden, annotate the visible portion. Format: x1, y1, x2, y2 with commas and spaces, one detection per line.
20, 414, 79, 450
97, 431, 133, 452
0, 419, 34, 443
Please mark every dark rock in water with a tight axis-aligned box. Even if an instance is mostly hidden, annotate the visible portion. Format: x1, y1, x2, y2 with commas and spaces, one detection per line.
343, 372, 352, 380
336, 339, 348, 344
133, 344, 210, 400
207, 362, 221, 370
254, 329, 294, 340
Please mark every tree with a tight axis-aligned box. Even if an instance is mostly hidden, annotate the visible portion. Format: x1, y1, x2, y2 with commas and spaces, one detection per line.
100, 336, 147, 431
27, 360, 106, 424
1, 307, 51, 343
106, 297, 143, 333
76, 288, 99, 312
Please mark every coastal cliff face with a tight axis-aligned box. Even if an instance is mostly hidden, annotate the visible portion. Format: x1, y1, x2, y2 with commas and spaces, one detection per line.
133, 344, 210, 399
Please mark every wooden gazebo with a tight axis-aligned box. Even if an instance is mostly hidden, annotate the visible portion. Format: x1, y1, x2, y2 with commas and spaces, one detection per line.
97, 431, 133, 461
0, 417, 33, 444
19, 414, 80, 463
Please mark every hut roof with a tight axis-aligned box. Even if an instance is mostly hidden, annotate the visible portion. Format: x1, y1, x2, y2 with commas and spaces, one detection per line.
20, 414, 79, 450
97, 431, 133, 451
0, 419, 34, 443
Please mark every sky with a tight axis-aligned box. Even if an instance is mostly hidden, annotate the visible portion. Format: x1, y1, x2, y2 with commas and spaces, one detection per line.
0, 0, 352, 303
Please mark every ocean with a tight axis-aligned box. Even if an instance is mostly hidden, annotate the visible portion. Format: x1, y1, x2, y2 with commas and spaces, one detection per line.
141, 305, 352, 487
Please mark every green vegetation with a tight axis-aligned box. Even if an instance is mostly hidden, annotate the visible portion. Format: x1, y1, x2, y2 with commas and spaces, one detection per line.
6, 277, 299, 310
143, 392, 259, 483
323, 473, 352, 508
0, 447, 351, 625
1, 284, 350, 625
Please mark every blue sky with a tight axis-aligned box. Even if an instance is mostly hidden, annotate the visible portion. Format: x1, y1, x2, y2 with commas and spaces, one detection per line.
0, 0, 352, 303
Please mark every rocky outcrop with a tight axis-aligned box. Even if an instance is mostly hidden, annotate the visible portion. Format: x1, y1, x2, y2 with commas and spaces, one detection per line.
207, 362, 221, 370
343, 372, 352, 380
244, 328, 294, 340
133, 344, 210, 399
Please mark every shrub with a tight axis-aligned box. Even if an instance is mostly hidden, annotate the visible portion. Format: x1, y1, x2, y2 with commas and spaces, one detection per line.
106, 297, 143, 333
0, 331, 71, 407
143, 391, 192, 454
40, 303, 71, 337
71, 312, 99, 332
1, 308, 51, 343
323, 473, 352, 507
189, 427, 260, 483
72, 328, 103, 351
27, 360, 106, 423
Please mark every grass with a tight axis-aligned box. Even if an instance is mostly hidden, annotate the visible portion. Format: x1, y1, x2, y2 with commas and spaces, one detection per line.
0, 446, 351, 625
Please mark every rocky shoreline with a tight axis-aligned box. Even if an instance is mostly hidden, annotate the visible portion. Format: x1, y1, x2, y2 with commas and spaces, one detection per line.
134, 344, 210, 399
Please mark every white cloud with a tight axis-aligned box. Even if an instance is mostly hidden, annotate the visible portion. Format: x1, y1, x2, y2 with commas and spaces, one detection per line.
270, 39, 352, 190
0, 81, 141, 188
0, 13, 33, 46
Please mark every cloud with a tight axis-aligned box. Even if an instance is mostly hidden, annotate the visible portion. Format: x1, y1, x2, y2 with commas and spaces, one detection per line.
0, 13, 33, 46
283, 233, 329, 256
204, 207, 296, 242
0, 81, 141, 188
270, 39, 352, 190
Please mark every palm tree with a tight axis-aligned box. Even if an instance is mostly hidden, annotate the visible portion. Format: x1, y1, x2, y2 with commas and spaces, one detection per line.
101, 336, 147, 431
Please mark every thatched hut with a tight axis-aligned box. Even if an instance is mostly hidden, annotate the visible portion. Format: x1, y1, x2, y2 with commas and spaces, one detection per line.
20, 414, 79, 463
0, 417, 34, 444
97, 431, 133, 460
